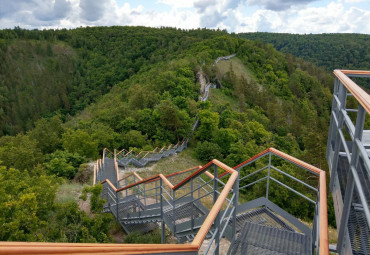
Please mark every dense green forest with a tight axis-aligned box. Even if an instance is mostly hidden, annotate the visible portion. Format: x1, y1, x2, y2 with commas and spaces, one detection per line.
238, 32, 370, 71
0, 26, 355, 243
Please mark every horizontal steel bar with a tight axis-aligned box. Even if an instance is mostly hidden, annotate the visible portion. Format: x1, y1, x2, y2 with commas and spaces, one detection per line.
161, 194, 173, 208
271, 166, 318, 192
204, 226, 219, 254
161, 186, 173, 200
342, 109, 355, 139
174, 178, 213, 202
240, 165, 269, 181
270, 177, 316, 204
219, 194, 235, 223
332, 110, 339, 128
334, 95, 341, 109
338, 129, 352, 163
240, 176, 268, 190
220, 207, 235, 239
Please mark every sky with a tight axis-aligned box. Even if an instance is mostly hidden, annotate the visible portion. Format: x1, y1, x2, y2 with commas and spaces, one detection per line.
0, 0, 369, 34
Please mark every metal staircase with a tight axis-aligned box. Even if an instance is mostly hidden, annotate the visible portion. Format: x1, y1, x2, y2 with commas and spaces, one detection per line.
1, 56, 338, 255
94, 147, 328, 254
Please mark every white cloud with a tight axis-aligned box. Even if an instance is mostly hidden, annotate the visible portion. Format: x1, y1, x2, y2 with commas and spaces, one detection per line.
157, 0, 195, 9
247, 0, 315, 11
0, 0, 369, 34
344, 0, 370, 3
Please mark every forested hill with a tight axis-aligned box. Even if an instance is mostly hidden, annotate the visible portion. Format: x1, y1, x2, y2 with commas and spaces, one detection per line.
0, 27, 228, 135
238, 32, 370, 71
0, 27, 339, 241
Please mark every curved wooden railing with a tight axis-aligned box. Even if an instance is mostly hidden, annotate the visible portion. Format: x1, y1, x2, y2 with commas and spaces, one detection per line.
1, 148, 329, 254
234, 147, 329, 255
333, 70, 370, 114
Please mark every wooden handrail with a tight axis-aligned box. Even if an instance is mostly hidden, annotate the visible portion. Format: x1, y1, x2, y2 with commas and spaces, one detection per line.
118, 172, 135, 182
192, 169, 238, 247
173, 159, 236, 190
114, 149, 120, 182
204, 170, 215, 179
159, 174, 174, 189
101, 179, 118, 192
339, 70, 370, 76
133, 172, 143, 181
319, 171, 329, 254
232, 147, 328, 254
334, 69, 370, 114
165, 166, 202, 178
0, 242, 198, 254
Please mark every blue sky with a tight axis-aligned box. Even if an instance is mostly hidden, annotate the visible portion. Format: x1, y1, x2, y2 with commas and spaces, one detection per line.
0, 0, 369, 33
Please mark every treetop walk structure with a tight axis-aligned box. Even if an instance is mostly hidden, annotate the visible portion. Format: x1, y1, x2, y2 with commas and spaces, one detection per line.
90, 147, 328, 255
1, 70, 369, 254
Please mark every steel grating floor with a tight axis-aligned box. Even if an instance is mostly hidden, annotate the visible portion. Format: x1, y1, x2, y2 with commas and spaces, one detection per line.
337, 156, 370, 255
164, 202, 205, 224
123, 222, 158, 234
233, 207, 295, 233
228, 221, 312, 255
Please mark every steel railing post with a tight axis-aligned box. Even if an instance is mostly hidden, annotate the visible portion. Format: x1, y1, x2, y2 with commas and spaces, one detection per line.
337, 104, 365, 253
330, 81, 347, 189
266, 152, 272, 199
160, 178, 165, 244
191, 177, 194, 234
173, 189, 176, 234
327, 78, 340, 160
232, 169, 239, 246
214, 165, 220, 255
116, 191, 119, 219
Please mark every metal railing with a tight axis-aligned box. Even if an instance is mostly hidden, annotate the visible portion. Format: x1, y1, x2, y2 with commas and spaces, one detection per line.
95, 158, 239, 254
234, 148, 328, 255
327, 69, 370, 255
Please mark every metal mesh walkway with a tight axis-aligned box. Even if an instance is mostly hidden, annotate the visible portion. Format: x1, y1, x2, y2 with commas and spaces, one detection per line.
233, 207, 295, 233
101, 158, 117, 185
337, 156, 370, 255
164, 202, 206, 225
228, 221, 312, 255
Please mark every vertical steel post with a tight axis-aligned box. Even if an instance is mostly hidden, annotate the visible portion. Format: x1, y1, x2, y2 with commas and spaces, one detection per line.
173, 189, 176, 234
214, 165, 220, 255
198, 176, 201, 199
116, 191, 119, 219
327, 78, 340, 160
144, 183, 146, 207
160, 178, 165, 244
125, 179, 128, 197
337, 105, 366, 253
191, 178, 194, 233
330, 81, 347, 189
155, 179, 158, 203
232, 168, 239, 246
266, 152, 272, 199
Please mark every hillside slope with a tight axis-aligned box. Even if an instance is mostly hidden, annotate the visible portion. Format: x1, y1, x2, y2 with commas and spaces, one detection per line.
238, 32, 370, 72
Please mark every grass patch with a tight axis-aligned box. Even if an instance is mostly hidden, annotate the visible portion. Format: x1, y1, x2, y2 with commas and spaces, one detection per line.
139, 147, 203, 179
55, 181, 88, 204
217, 57, 255, 82
208, 88, 239, 111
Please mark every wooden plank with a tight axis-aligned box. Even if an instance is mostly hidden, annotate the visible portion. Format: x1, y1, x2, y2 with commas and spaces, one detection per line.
319, 172, 329, 255
0, 242, 198, 254
334, 70, 370, 114
159, 174, 174, 189
192, 170, 238, 247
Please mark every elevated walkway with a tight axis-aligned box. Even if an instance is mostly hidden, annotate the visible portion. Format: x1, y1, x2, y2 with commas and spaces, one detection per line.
94, 147, 328, 254
327, 70, 370, 255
